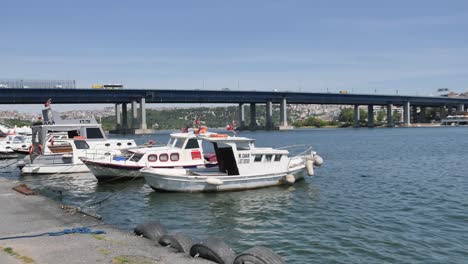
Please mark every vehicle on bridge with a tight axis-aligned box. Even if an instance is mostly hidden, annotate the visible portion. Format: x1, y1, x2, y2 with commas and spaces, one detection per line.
92, 83, 124, 89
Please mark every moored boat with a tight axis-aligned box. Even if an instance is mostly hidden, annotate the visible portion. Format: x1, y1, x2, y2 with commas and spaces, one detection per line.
21, 107, 136, 174
0, 135, 30, 159
140, 133, 323, 192
81, 132, 217, 182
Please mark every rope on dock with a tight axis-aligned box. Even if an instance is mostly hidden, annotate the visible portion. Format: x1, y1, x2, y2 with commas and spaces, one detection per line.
0, 160, 19, 170
83, 172, 142, 207
0, 226, 106, 241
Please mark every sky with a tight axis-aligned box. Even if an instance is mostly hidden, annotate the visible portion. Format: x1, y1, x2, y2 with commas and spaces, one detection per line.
2, 0, 468, 112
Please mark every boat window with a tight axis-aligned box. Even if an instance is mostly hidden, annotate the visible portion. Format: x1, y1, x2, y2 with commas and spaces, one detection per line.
117, 142, 122, 146
185, 139, 199, 149
86, 128, 104, 139
274, 155, 282, 161
129, 153, 144, 162
254, 155, 263, 162
127, 142, 133, 146
174, 139, 185, 149
148, 154, 157, 162
159, 153, 169, 162
167, 138, 175, 146
74, 140, 90, 149
170, 153, 179, 161
237, 142, 250, 150
265, 155, 273, 162
191, 150, 202, 160
67, 130, 79, 138
105, 143, 110, 147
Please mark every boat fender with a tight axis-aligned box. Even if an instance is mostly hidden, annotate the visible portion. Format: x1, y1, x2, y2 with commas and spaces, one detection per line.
306, 160, 314, 176
206, 178, 223, 185
189, 237, 236, 264
17, 160, 26, 169
313, 155, 323, 166
159, 233, 193, 255
233, 246, 285, 264
285, 174, 296, 184
134, 221, 167, 242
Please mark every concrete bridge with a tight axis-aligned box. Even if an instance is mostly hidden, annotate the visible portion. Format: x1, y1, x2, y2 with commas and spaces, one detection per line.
1, 88, 468, 133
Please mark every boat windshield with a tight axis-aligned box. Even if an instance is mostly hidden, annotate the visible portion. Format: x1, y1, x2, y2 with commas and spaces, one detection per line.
74, 140, 90, 149
13, 136, 25, 143
185, 138, 199, 149
174, 138, 185, 149
128, 153, 144, 162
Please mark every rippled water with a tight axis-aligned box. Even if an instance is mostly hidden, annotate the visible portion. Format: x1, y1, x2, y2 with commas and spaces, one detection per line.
2, 127, 468, 263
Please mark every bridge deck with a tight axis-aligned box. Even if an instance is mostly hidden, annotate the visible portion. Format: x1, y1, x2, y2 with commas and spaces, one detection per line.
1, 88, 467, 106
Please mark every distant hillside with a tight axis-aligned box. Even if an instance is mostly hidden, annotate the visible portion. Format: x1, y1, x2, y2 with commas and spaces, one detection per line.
101, 105, 285, 130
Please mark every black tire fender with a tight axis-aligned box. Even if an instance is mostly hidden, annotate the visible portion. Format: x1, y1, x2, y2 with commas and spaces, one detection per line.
189, 237, 236, 264
159, 233, 193, 254
233, 246, 285, 264
134, 221, 167, 242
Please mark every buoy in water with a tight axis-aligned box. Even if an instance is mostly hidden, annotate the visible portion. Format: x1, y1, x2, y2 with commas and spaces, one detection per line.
285, 174, 296, 184
206, 178, 223, 185
306, 160, 314, 176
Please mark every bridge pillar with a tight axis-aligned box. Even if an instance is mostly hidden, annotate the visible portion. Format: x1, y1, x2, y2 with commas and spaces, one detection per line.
238, 103, 246, 128
265, 101, 274, 129
457, 104, 465, 112
280, 97, 289, 128
419, 107, 427, 123
354, 105, 360, 128
115, 103, 122, 130
139, 97, 147, 130
122, 103, 128, 131
249, 103, 257, 129
367, 105, 374, 128
387, 104, 393, 127
403, 101, 410, 126
131, 100, 138, 129
440, 106, 447, 119
411, 106, 418, 123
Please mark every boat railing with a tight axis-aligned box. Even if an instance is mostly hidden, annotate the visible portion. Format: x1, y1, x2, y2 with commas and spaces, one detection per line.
82, 149, 115, 162
278, 144, 314, 158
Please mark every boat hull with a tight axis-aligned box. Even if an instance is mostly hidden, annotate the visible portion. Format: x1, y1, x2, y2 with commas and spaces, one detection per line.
21, 163, 89, 174
84, 161, 143, 182
0, 151, 18, 159
142, 167, 307, 192
83, 159, 217, 182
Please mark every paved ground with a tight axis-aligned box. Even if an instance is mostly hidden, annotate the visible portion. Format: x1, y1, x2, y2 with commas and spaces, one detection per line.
0, 178, 212, 264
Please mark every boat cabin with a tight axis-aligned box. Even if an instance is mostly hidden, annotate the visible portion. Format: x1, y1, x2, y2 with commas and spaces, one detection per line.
202, 134, 290, 176
30, 108, 135, 158
116, 132, 209, 167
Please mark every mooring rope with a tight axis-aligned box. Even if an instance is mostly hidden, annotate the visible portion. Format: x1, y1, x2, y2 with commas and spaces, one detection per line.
0, 226, 106, 241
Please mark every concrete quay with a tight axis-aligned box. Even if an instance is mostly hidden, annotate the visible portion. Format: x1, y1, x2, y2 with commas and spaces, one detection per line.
0, 178, 212, 264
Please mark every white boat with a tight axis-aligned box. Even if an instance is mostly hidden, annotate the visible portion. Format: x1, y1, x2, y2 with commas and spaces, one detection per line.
0, 123, 32, 136
81, 132, 218, 182
140, 133, 323, 192
441, 115, 468, 126
0, 135, 30, 159
21, 108, 136, 174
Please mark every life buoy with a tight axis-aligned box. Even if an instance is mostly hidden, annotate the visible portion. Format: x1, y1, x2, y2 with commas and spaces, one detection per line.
209, 133, 228, 138
73, 136, 86, 140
